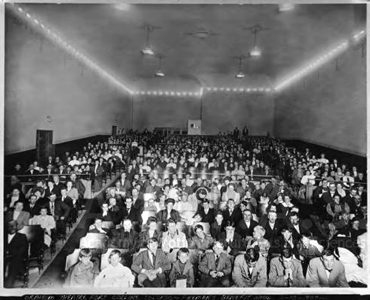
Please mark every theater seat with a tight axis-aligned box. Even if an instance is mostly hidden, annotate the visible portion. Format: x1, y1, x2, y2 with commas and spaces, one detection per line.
176, 221, 186, 233
181, 211, 196, 223
79, 233, 108, 255
64, 249, 80, 272
167, 248, 180, 263
18, 225, 45, 275
102, 221, 114, 230
141, 210, 156, 225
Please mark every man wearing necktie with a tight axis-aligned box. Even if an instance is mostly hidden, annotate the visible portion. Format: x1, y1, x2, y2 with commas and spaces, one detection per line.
199, 241, 232, 287
47, 193, 70, 239
222, 199, 242, 227
131, 237, 171, 287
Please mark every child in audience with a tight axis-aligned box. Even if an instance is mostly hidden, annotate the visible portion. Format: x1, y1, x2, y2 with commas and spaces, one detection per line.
94, 249, 135, 288
169, 248, 195, 287
64, 248, 99, 288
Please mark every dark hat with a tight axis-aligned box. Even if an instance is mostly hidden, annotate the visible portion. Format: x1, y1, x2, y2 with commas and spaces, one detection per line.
165, 198, 175, 205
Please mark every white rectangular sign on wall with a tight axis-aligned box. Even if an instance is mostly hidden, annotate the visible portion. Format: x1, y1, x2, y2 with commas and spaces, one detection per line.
188, 119, 202, 135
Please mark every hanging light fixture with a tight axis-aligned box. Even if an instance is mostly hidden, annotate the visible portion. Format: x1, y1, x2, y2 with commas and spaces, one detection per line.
141, 25, 155, 55
246, 24, 268, 57
235, 55, 246, 78
250, 26, 261, 57
155, 54, 165, 77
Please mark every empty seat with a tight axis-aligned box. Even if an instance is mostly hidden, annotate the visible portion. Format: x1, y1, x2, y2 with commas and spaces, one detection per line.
141, 210, 157, 225
79, 233, 108, 255
102, 221, 114, 229
64, 249, 80, 272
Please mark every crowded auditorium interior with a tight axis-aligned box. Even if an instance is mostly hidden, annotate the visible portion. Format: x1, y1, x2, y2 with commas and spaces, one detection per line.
2, 2, 367, 292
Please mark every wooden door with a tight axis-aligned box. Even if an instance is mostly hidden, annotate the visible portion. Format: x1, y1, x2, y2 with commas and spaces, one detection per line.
36, 130, 54, 166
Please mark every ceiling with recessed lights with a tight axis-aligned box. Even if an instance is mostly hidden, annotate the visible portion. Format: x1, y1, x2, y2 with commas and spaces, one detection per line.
6, 3, 366, 93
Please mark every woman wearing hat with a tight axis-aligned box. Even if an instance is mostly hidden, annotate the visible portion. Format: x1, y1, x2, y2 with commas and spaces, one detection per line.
156, 198, 181, 230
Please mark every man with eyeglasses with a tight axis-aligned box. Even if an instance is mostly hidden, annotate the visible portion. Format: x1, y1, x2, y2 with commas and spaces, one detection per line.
306, 247, 349, 287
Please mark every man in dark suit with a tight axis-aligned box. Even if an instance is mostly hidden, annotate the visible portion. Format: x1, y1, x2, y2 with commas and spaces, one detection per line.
260, 210, 283, 244
321, 183, 339, 205
156, 198, 181, 228
42, 164, 54, 180
109, 218, 140, 267
120, 172, 132, 193
286, 212, 304, 244
197, 199, 215, 225
131, 188, 145, 215
92, 159, 105, 192
343, 187, 358, 215
52, 175, 64, 197
25, 194, 42, 218
219, 225, 244, 256
236, 209, 258, 240
222, 199, 242, 227
312, 179, 330, 203
25, 163, 40, 181
70, 173, 86, 201
123, 197, 142, 229
319, 182, 340, 219
4, 220, 28, 288
131, 237, 171, 287
47, 193, 70, 238
264, 177, 280, 203
199, 241, 232, 287
60, 186, 74, 208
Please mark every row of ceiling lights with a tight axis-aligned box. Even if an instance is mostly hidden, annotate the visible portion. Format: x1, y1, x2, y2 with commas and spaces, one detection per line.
11, 4, 134, 95
132, 86, 272, 96
9, 4, 366, 97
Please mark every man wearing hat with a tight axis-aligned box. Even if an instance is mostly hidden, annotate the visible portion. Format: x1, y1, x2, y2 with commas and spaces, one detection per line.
156, 198, 181, 229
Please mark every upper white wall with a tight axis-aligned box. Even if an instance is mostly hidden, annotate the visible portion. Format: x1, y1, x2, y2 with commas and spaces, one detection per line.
5, 13, 132, 154
274, 47, 366, 156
